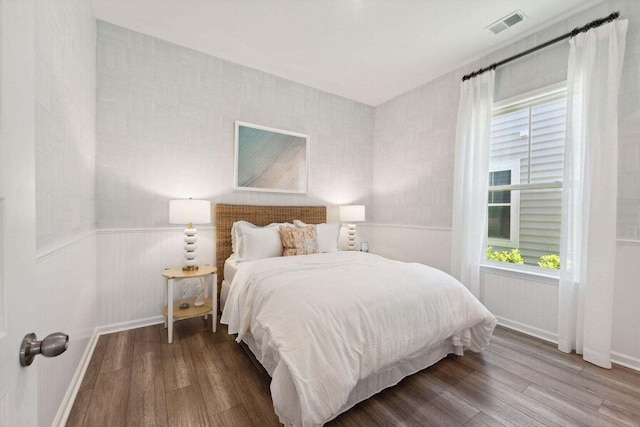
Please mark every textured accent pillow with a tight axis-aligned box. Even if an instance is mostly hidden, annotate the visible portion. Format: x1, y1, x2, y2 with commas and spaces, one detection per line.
293, 220, 340, 253
279, 225, 318, 256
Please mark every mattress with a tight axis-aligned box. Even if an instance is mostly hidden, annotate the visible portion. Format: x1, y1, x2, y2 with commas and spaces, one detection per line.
224, 254, 240, 284
220, 256, 241, 311
221, 251, 497, 426
220, 279, 230, 311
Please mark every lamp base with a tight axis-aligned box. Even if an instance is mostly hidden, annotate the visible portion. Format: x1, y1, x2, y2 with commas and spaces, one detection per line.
182, 265, 199, 271
347, 223, 357, 251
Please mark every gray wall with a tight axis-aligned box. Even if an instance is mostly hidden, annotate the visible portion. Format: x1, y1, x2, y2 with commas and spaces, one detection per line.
34, 0, 98, 425
371, 0, 640, 242
372, 73, 459, 226
96, 22, 374, 229
35, 0, 97, 251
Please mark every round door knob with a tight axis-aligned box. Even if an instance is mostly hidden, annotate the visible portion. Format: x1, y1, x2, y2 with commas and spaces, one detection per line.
20, 332, 69, 367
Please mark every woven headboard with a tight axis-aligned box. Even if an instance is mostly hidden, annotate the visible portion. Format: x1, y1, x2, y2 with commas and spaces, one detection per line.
215, 204, 327, 292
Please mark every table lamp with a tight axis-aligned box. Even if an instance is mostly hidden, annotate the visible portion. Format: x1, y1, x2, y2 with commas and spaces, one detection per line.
169, 199, 211, 271
339, 205, 365, 251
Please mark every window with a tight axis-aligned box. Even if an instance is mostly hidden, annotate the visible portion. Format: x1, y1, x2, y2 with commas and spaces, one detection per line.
487, 84, 566, 269
488, 161, 520, 248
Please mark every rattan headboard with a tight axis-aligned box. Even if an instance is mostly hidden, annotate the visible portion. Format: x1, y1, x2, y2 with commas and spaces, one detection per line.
215, 204, 327, 293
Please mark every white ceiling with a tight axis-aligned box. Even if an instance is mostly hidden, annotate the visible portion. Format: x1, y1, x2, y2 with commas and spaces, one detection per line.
93, 0, 606, 106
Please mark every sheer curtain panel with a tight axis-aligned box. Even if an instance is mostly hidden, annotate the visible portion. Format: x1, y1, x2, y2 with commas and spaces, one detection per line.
558, 20, 627, 368
450, 71, 495, 297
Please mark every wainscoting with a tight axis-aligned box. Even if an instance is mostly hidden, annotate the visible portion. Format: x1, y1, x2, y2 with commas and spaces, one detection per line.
96, 227, 214, 326
611, 240, 640, 370
368, 224, 451, 273
480, 266, 559, 343
36, 232, 97, 427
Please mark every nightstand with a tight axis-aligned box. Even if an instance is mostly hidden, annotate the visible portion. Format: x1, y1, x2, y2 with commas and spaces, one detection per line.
162, 265, 217, 343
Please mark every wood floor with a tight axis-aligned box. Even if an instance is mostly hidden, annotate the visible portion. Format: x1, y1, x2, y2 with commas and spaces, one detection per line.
67, 317, 640, 426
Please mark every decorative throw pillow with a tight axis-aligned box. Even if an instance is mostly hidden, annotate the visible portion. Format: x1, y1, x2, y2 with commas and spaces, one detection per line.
279, 225, 318, 256
294, 220, 340, 253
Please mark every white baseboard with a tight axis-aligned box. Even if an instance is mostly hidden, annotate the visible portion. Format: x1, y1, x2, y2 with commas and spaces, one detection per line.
495, 315, 558, 344
94, 315, 164, 336
52, 316, 165, 427
497, 316, 640, 373
611, 351, 640, 372
52, 330, 100, 427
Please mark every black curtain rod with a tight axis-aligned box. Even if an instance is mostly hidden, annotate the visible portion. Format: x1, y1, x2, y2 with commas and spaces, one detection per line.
462, 11, 620, 82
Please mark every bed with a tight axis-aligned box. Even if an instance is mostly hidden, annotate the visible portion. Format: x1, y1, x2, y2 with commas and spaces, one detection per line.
216, 204, 497, 427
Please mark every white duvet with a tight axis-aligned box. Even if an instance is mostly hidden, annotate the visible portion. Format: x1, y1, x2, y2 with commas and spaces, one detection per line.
221, 252, 497, 426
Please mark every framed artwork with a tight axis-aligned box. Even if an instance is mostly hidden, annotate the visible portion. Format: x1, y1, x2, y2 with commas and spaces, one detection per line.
234, 121, 309, 194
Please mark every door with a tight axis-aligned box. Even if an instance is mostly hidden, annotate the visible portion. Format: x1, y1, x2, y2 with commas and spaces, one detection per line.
0, 0, 39, 425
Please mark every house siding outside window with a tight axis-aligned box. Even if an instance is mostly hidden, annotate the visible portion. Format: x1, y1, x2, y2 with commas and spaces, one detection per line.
488, 84, 566, 267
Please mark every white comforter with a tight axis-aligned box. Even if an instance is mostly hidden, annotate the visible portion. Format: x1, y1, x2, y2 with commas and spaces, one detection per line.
221, 252, 497, 426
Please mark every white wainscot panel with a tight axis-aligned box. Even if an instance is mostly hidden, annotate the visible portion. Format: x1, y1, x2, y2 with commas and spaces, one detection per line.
369, 224, 452, 273
480, 266, 559, 343
36, 232, 97, 427
611, 241, 640, 370
97, 227, 214, 326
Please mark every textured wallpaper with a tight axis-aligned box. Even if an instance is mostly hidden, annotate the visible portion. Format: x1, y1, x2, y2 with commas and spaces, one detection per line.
96, 22, 374, 229
35, 0, 97, 251
95, 1, 640, 239
371, 0, 640, 240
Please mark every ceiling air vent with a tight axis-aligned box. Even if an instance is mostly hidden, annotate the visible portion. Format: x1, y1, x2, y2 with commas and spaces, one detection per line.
487, 10, 526, 35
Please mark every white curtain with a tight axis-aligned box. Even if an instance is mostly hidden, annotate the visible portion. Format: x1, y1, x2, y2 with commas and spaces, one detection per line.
450, 70, 495, 297
558, 20, 627, 368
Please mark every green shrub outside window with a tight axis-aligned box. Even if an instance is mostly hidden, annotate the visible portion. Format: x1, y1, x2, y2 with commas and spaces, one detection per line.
486, 246, 524, 264
486, 246, 560, 270
538, 254, 560, 270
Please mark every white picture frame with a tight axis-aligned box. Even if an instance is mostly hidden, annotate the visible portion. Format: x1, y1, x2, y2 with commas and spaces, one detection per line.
234, 121, 309, 194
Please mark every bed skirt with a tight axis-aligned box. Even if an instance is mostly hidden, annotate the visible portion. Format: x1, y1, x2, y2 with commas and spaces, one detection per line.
241, 330, 460, 425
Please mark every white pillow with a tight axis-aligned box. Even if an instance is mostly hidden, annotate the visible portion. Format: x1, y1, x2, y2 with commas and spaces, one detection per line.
293, 220, 340, 253
231, 221, 254, 254
232, 221, 294, 252
234, 222, 283, 261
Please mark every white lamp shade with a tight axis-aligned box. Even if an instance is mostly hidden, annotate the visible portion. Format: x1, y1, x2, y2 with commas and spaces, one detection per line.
169, 199, 211, 225
339, 205, 365, 222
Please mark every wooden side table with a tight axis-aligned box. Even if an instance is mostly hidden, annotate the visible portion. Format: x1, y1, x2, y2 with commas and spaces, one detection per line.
162, 265, 217, 343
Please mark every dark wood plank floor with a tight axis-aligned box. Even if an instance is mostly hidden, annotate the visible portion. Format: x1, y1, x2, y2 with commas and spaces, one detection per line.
67, 317, 640, 426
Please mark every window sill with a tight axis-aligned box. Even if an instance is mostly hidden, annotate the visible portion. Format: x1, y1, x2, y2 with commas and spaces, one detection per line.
480, 261, 559, 283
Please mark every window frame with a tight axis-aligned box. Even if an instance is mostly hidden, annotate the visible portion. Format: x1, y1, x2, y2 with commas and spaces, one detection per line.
484, 82, 567, 272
